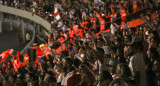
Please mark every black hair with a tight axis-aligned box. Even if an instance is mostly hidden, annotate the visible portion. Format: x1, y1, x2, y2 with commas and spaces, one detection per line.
46, 71, 54, 76
81, 61, 92, 69
28, 66, 34, 73
41, 56, 47, 62
98, 38, 105, 43
73, 59, 81, 68
118, 57, 126, 63
123, 64, 132, 78
61, 51, 69, 57
97, 47, 105, 55
39, 74, 44, 80
65, 58, 73, 66
79, 41, 83, 45
101, 70, 113, 81
149, 47, 159, 60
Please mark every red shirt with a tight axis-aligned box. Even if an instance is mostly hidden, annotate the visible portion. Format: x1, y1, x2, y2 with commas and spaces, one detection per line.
36, 47, 43, 56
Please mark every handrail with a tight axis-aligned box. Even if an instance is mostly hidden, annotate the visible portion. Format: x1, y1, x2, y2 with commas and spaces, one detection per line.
20, 24, 35, 55
1, 18, 36, 55
0, 5, 51, 32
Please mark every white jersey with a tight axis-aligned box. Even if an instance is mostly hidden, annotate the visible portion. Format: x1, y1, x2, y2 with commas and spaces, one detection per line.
129, 52, 147, 86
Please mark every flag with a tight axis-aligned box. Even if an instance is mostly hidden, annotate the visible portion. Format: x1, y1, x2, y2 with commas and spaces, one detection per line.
12, 59, 19, 72
73, 24, 78, 34
0, 49, 10, 63
44, 47, 52, 56
0, 51, 6, 58
54, 7, 60, 20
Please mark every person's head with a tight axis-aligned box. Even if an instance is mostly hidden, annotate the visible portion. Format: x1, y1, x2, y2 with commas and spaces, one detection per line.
114, 38, 122, 46
149, 30, 159, 39
116, 63, 132, 79
62, 58, 73, 72
97, 38, 105, 47
39, 75, 44, 82
148, 47, 159, 61
45, 75, 56, 86
127, 42, 139, 56
78, 41, 83, 46
152, 59, 160, 73
124, 35, 132, 44
116, 48, 123, 57
117, 56, 126, 63
41, 56, 47, 63
25, 73, 34, 82
9, 75, 16, 83
44, 71, 54, 82
111, 50, 117, 59
129, 28, 136, 35
96, 47, 105, 60
149, 37, 159, 48
79, 47, 85, 54
3, 77, 8, 85
80, 63, 89, 74
16, 74, 24, 82
47, 60, 54, 68
60, 51, 69, 58
9, 49, 14, 54
27, 66, 34, 73
72, 58, 81, 71
99, 70, 113, 85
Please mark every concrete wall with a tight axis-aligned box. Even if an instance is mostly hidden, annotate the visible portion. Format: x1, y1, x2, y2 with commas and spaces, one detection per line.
0, 5, 51, 32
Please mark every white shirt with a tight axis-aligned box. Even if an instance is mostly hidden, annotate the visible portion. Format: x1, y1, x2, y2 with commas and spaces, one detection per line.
32, 1, 37, 7
129, 52, 147, 86
110, 23, 118, 35
121, 23, 129, 30
82, 11, 86, 20
57, 74, 64, 83
75, 53, 83, 61
93, 60, 102, 73
61, 71, 74, 86
57, 21, 63, 28
62, 25, 66, 31
69, 10, 75, 19
102, 46, 111, 55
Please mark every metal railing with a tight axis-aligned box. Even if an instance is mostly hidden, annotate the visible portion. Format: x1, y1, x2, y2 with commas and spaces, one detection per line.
20, 24, 35, 55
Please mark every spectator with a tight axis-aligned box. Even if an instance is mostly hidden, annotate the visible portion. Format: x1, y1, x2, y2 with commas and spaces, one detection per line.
0, 0, 159, 86
152, 59, 160, 86
128, 42, 147, 86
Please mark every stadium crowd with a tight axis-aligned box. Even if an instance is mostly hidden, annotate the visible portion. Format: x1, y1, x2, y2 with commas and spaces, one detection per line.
0, 0, 160, 86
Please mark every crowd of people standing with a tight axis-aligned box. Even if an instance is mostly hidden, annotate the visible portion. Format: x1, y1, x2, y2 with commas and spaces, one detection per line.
0, 0, 160, 86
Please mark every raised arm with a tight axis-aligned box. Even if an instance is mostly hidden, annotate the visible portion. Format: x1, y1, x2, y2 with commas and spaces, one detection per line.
93, 11, 102, 21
